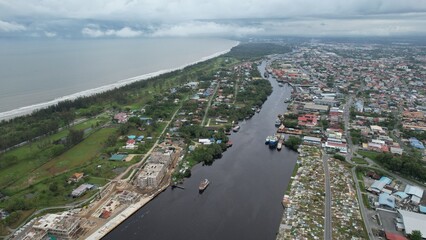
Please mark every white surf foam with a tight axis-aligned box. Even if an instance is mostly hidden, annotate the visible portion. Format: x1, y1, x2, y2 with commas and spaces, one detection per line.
0, 42, 239, 121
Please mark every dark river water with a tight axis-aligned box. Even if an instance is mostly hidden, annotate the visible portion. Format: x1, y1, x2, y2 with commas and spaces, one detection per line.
103, 61, 298, 240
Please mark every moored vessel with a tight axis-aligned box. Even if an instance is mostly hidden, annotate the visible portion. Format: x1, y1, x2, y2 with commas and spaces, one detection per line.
275, 118, 281, 127
232, 125, 240, 132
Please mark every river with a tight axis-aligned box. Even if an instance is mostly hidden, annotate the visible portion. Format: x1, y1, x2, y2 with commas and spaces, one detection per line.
103, 61, 298, 240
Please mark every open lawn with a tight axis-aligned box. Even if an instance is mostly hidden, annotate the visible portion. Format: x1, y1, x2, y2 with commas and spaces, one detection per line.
5, 127, 117, 192
0, 117, 111, 191
352, 157, 368, 165
357, 150, 380, 160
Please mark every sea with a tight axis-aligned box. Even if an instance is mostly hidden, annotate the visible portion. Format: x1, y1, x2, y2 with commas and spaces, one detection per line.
0, 38, 238, 121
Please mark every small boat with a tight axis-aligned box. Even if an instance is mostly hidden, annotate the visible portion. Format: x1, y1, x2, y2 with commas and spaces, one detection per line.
277, 139, 283, 151
284, 98, 291, 103
226, 140, 233, 148
265, 135, 273, 144
232, 125, 240, 132
256, 108, 261, 113
278, 83, 283, 87
199, 179, 210, 192
275, 118, 281, 127
269, 136, 278, 148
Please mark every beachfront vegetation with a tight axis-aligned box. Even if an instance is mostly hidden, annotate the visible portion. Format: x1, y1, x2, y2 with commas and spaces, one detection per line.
225, 43, 291, 60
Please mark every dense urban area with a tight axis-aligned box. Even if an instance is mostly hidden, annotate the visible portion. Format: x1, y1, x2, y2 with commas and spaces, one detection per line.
1, 40, 426, 240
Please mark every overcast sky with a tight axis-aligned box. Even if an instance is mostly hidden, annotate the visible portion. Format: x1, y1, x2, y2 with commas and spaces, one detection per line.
0, 0, 425, 38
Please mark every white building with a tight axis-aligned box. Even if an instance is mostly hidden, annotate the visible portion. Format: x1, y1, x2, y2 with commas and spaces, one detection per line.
404, 185, 424, 205
138, 163, 166, 189
398, 209, 426, 237
32, 213, 81, 239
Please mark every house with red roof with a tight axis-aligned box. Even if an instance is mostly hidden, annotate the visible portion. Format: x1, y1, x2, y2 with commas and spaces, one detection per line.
298, 114, 318, 127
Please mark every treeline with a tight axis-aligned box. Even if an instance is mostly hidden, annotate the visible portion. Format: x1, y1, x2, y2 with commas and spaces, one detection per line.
0, 56, 220, 151
373, 152, 426, 181
209, 78, 272, 122
225, 43, 292, 59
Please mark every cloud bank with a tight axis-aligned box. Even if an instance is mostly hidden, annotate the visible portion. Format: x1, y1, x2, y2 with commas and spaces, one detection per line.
82, 26, 142, 38
0, 0, 425, 38
0, 20, 26, 32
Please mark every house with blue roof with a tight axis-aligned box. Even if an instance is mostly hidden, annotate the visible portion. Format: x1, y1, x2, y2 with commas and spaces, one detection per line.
378, 193, 395, 209
393, 191, 409, 201
379, 176, 392, 185
409, 137, 425, 149
369, 176, 393, 194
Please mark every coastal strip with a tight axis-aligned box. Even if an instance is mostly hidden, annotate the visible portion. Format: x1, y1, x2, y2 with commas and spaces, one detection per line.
0, 42, 238, 121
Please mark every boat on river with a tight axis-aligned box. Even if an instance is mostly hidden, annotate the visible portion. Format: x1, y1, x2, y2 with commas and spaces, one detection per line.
265, 135, 274, 144
269, 136, 278, 149
275, 118, 281, 127
199, 179, 210, 192
277, 139, 283, 151
232, 125, 240, 132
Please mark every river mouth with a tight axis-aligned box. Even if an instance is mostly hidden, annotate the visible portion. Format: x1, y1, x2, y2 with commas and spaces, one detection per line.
103, 60, 298, 240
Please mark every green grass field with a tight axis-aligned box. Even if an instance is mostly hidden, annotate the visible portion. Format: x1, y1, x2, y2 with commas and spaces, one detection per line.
357, 150, 380, 160
352, 157, 368, 165
5, 127, 117, 193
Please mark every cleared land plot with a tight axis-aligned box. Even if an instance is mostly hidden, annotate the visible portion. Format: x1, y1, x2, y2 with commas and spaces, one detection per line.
0, 118, 109, 191
6, 127, 116, 192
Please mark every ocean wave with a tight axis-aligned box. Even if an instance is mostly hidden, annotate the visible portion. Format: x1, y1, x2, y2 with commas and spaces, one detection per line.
0, 42, 239, 121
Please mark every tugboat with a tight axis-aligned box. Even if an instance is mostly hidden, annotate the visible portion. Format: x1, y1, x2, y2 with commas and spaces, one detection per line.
199, 179, 210, 192
269, 135, 278, 149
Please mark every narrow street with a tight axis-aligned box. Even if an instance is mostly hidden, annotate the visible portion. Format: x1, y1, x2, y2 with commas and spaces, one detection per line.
322, 152, 332, 240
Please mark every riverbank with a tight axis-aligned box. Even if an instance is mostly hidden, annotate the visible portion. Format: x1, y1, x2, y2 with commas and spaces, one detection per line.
103, 58, 297, 240
3, 43, 295, 239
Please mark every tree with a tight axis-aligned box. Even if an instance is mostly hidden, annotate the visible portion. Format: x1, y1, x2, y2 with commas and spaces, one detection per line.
333, 154, 345, 161
49, 182, 59, 193
285, 136, 302, 151
66, 129, 84, 147
409, 230, 422, 240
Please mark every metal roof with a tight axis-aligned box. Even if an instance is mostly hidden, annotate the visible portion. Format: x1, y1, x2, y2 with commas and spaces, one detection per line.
404, 185, 424, 198
378, 193, 395, 209
398, 209, 426, 236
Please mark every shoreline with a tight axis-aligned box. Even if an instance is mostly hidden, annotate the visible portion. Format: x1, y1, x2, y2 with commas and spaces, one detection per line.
0, 41, 239, 121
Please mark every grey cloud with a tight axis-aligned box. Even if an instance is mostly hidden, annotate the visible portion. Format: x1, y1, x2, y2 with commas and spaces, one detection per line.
82, 26, 142, 38
0, 20, 26, 32
0, 0, 425, 37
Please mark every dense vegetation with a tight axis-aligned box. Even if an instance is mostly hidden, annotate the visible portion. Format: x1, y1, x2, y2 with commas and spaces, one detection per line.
285, 136, 302, 151
0, 57, 222, 151
373, 152, 426, 182
225, 43, 292, 59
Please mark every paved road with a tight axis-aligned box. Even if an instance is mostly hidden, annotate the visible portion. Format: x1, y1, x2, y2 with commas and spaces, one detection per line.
343, 94, 375, 239
201, 82, 220, 126
322, 152, 332, 240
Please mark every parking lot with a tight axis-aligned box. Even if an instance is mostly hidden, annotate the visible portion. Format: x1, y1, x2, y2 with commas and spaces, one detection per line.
377, 209, 405, 237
